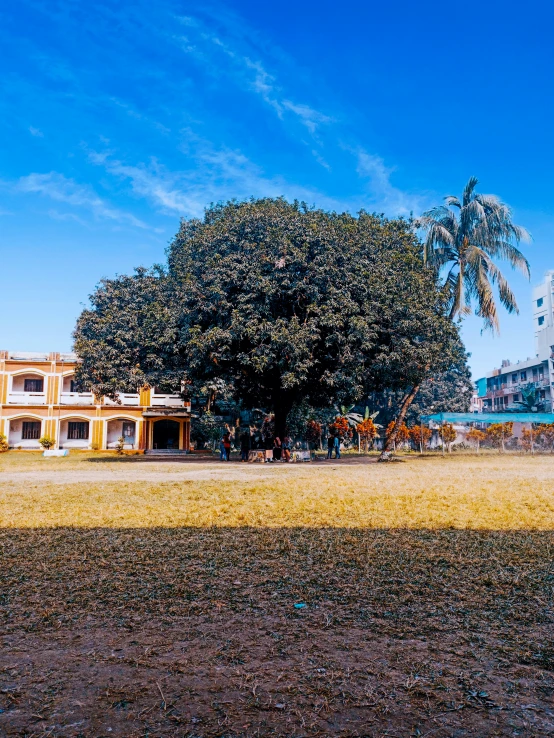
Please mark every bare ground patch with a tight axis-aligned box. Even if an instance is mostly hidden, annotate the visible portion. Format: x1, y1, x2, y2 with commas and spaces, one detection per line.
1, 527, 553, 736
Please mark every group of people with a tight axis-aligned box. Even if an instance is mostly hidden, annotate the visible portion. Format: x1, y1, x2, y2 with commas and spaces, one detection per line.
326, 434, 341, 459
218, 428, 343, 461
219, 429, 294, 462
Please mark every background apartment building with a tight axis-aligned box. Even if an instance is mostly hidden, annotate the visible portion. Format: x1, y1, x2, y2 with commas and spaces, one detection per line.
0, 351, 191, 451
477, 270, 554, 412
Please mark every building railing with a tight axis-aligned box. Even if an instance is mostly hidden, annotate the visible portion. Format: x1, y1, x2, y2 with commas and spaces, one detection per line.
60, 392, 94, 405
151, 394, 185, 407
104, 394, 141, 407
7, 392, 47, 405
486, 379, 550, 396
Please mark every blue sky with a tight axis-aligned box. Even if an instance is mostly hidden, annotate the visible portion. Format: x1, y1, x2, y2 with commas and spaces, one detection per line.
1, 0, 553, 379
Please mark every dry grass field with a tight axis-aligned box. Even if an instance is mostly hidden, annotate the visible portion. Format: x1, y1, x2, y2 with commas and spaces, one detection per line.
1, 452, 553, 737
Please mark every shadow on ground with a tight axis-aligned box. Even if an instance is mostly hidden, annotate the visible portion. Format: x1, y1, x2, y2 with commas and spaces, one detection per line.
1, 527, 553, 736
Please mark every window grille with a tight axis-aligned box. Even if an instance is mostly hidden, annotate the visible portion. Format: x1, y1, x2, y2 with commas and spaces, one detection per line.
22, 421, 41, 440
68, 421, 89, 440
24, 378, 43, 393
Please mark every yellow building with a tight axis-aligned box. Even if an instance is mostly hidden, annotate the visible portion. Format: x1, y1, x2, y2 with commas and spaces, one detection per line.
0, 351, 191, 452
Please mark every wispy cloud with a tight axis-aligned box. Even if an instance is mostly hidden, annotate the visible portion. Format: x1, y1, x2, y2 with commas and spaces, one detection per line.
174, 14, 332, 137
28, 126, 44, 137
89, 142, 344, 218
47, 208, 88, 226
282, 101, 332, 134
16, 172, 150, 229
355, 149, 424, 216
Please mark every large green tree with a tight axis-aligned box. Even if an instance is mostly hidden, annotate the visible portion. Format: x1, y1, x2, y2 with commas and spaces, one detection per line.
74, 198, 461, 439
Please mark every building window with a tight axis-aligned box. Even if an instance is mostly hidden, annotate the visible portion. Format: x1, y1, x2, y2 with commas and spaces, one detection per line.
521, 371, 527, 381
70, 379, 78, 392
22, 421, 41, 440
539, 316, 545, 326
68, 421, 89, 440
24, 378, 43, 393
122, 421, 135, 438
512, 373, 518, 383
537, 297, 544, 307
513, 394, 519, 402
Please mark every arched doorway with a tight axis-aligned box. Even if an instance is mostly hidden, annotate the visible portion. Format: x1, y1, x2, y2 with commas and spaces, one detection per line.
153, 419, 180, 450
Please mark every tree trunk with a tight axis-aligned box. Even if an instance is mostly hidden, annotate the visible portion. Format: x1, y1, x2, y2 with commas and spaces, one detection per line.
273, 391, 294, 441
378, 383, 420, 461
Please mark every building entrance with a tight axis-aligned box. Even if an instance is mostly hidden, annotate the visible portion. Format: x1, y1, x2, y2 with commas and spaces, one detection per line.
153, 419, 180, 450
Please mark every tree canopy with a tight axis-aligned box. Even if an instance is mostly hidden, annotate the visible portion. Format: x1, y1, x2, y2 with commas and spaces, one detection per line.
419, 176, 530, 332
74, 198, 462, 437
367, 347, 474, 427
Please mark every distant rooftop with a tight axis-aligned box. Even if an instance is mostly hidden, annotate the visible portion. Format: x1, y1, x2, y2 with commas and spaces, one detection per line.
0, 351, 78, 361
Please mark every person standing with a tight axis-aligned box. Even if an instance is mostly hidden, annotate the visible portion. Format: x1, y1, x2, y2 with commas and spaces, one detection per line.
223, 432, 232, 461
333, 434, 341, 459
273, 436, 282, 461
219, 435, 227, 461
327, 435, 334, 459
282, 435, 291, 462
240, 429, 251, 462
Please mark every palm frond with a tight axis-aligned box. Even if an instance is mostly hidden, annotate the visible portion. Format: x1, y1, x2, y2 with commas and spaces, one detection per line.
462, 176, 479, 207
425, 177, 530, 332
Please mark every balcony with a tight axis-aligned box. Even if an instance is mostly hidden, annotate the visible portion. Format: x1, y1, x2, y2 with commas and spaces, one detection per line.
151, 394, 185, 407
60, 392, 94, 406
7, 392, 46, 405
104, 394, 141, 407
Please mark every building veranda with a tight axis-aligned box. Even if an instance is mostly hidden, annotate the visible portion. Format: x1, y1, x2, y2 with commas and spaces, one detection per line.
0, 351, 191, 452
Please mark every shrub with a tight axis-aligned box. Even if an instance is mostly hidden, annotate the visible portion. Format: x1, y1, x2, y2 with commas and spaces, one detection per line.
0, 434, 8, 452
329, 416, 350, 438
539, 423, 554, 452
306, 420, 322, 449
438, 423, 457, 453
409, 425, 432, 452
466, 427, 486, 452
116, 436, 125, 454
486, 422, 513, 451
39, 435, 56, 450
357, 418, 378, 451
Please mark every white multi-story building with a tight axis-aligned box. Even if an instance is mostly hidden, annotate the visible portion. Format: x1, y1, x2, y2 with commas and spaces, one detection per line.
533, 269, 554, 355
477, 271, 554, 412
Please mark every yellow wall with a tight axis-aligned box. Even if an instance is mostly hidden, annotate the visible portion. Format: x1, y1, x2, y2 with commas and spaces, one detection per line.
1, 358, 190, 450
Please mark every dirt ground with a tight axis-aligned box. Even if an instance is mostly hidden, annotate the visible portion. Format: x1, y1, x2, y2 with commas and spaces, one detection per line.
1, 455, 553, 736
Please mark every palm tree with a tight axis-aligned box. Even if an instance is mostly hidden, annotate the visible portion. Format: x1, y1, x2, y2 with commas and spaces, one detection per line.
380, 177, 530, 461
418, 176, 530, 332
